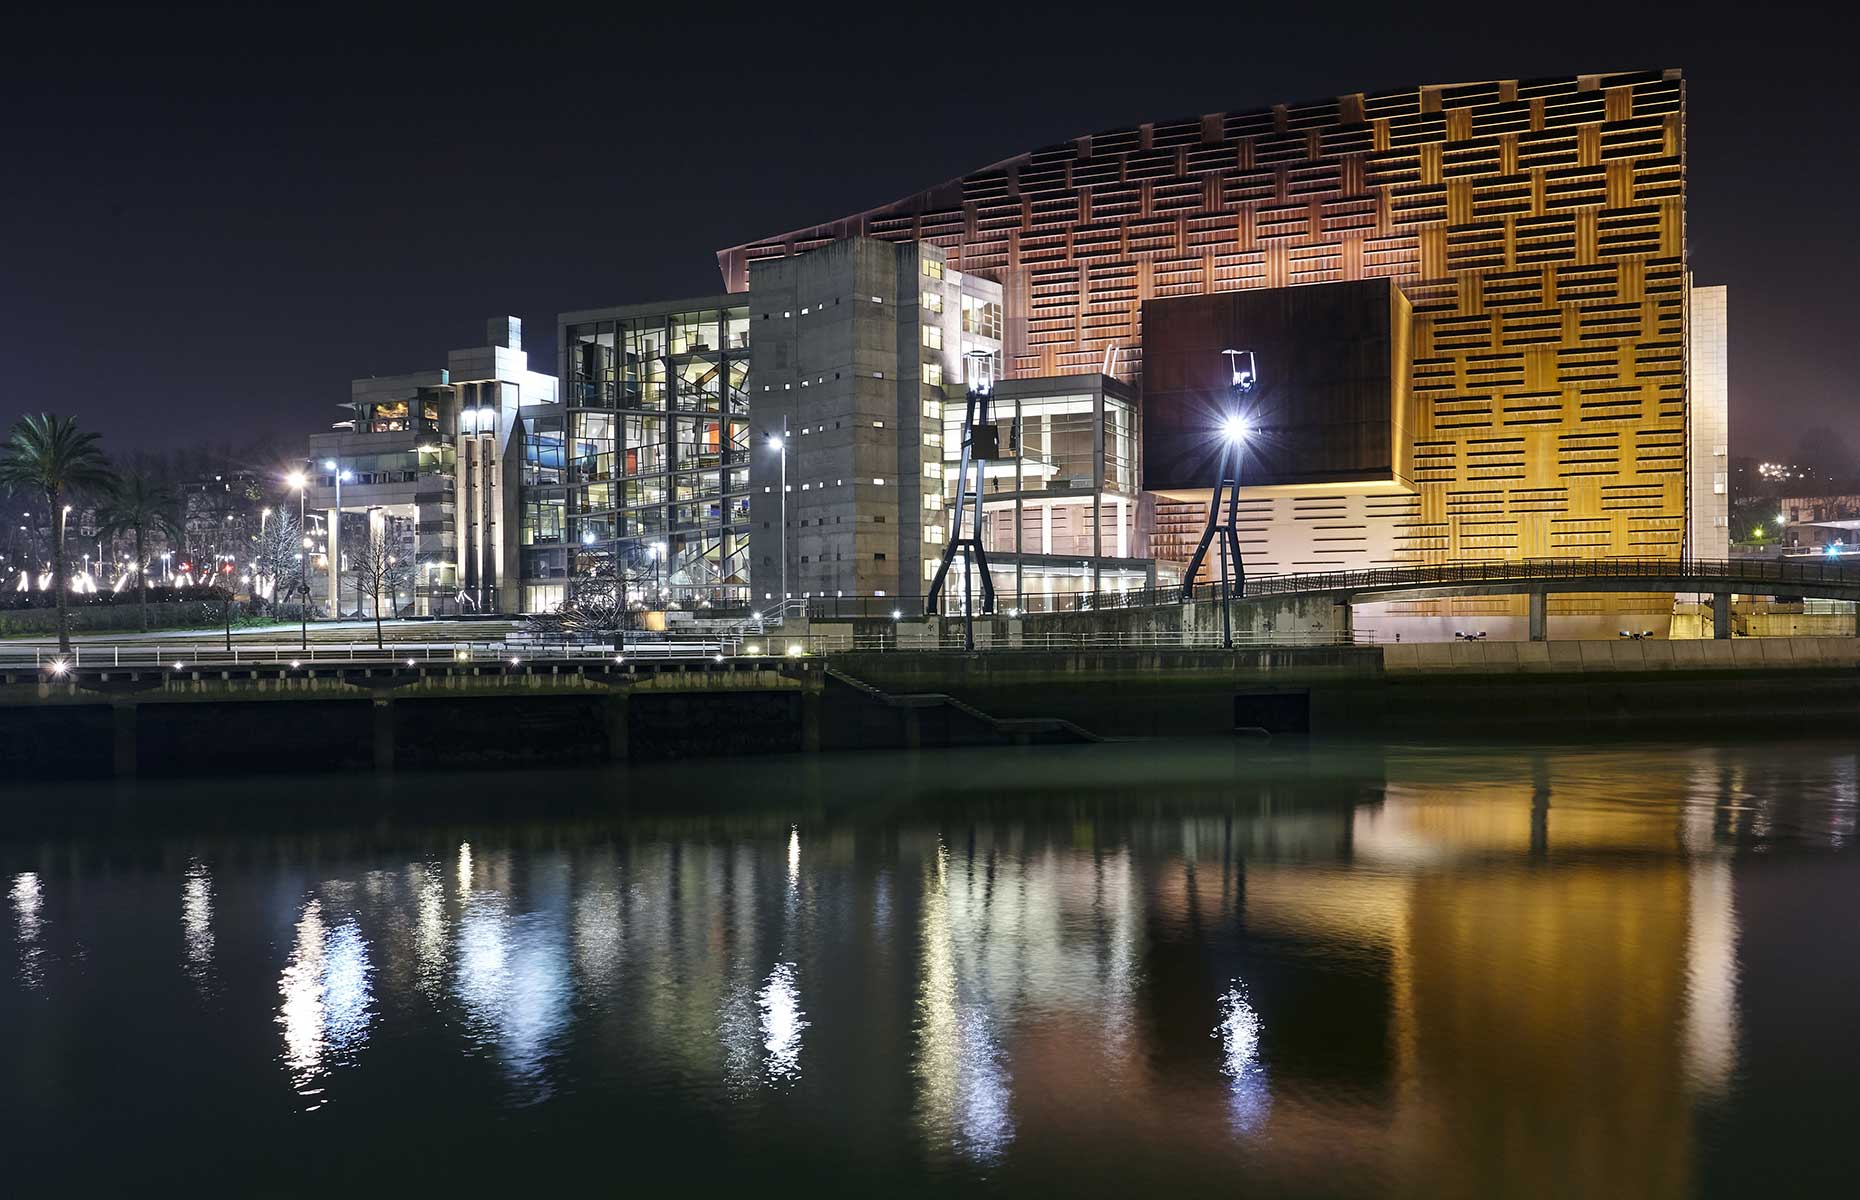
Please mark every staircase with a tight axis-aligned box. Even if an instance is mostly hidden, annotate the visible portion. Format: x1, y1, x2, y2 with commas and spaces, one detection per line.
824, 666, 1101, 745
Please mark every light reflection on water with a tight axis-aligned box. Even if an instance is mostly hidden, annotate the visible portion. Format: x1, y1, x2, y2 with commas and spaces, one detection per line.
181, 859, 213, 987
278, 899, 374, 1109
4, 739, 1860, 1194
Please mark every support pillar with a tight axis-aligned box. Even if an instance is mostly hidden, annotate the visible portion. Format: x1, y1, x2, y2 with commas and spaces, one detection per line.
1528, 591, 1547, 642
327, 507, 341, 615
112, 701, 138, 778
801, 685, 821, 753
372, 697, 395, 770
1712, 592, 1732, 640
605, 689, 631, 763
1335, 598, 1354, 642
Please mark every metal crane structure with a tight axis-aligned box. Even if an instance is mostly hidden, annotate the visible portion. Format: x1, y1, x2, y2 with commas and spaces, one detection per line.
926, 350, 1005, 651
1180, 349, 1257, 649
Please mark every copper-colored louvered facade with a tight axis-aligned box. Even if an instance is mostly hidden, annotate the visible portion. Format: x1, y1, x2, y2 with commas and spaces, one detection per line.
719, 70, 1688, 568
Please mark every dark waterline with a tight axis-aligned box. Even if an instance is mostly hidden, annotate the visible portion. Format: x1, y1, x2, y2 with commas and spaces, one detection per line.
4, 739, 1857, 1196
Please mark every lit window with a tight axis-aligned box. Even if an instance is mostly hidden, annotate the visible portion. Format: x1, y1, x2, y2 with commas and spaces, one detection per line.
960, 295, 1003, 340
923, 399, 943, 421
923, 463, 942, 479
924, 362, 943, 387
921, 291, 943, 313
921, 325, 942, 350
922, 259, 943, 279
873, 477, 886, 486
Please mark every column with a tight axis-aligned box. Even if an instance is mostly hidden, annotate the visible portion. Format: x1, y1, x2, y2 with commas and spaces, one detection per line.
372, 697, 395, 770
1712, 592, 1731, 640
605, 689, 631, 762
1529, 590, 1548, 642
112, 701, 138, 778
327, 508, 341, 614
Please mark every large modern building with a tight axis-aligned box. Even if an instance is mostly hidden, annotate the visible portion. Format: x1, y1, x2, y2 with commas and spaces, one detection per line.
526, 296, 752, 613
747, 238, 1003, 602
720, 69, 1719, 634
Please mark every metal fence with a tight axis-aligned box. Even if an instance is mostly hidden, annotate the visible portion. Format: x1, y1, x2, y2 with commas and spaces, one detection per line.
804, 557, 1860, 620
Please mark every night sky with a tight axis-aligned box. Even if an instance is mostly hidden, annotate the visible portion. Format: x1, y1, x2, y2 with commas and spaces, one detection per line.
2, 2, 1849, 461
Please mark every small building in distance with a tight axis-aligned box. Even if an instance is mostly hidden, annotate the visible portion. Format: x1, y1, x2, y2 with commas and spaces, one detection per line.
307, 317, 555, 617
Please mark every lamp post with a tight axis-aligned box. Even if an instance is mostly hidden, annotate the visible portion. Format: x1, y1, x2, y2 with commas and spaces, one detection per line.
286, 470, 310, 649
1181, 349, 1257, 650
768, 421, 789, 611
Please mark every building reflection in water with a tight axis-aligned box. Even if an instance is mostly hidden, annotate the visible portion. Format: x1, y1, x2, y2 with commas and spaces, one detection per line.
11, 871, 43, 990
181, 859, 213, 988
26, 741, 1819, 1187
454, 851, 572, 1101
411, 862, 446, 999
277, 899, 374, 1110
915, 842, 1014, 1164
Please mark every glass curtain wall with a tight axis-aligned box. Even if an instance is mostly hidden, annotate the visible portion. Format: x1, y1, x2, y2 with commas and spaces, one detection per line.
554, 304, 751, 611
938, 383, 1141, 611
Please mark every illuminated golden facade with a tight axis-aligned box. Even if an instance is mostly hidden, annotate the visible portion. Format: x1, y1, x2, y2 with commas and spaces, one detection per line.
721, 70, 1690, 570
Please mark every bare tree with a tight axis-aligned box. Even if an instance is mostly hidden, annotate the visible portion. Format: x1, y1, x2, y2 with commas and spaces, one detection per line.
250, 510, 304, 618
345, 530, 412, 649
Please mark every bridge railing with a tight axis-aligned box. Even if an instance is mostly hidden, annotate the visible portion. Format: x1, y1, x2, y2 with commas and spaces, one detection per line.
821, 558, 1860, 618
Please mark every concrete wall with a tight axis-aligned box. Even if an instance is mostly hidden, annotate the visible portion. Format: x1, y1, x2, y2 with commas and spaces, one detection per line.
1384, 636, 1860, 674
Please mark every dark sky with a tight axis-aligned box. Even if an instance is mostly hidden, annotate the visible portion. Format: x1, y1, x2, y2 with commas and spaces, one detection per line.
1, 1, 1849, 462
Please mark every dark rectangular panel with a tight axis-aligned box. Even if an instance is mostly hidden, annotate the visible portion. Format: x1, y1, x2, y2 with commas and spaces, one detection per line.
1142, 279, 1407, 491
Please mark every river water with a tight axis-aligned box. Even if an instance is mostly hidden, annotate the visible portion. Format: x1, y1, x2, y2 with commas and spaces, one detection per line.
4, 739, 1856, 1196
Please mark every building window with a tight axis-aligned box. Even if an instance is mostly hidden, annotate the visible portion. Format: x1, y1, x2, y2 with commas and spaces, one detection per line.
922, 260, 943, 280
921, 325, 943, 350
961, 295, 1003, 340
924, 362, 943, 387
921, 291, 943, 313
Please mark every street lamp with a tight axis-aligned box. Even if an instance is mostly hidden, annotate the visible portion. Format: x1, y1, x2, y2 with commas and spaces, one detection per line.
286, 470, 310, 649
768, 421, 789, 609
1181, 349, 1258, 650
649, 540, 669, 608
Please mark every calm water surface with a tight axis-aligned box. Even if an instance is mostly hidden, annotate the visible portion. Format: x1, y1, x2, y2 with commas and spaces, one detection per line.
4, 739, 1858, 1196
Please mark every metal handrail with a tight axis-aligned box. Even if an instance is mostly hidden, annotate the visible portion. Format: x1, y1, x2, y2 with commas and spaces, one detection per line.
807, 558, 1860, 619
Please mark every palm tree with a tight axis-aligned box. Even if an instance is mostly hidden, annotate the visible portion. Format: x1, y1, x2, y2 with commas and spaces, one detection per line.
97, 473, 181, 632
0, 414, 117, 653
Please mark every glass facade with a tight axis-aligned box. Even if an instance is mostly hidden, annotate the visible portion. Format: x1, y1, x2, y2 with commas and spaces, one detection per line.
524, 299, 751, 610
937, 376, 1146, 609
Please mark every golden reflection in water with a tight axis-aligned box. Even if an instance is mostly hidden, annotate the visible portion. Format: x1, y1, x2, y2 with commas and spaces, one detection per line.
277, 899, 374, 1110
181, 859, 213, 986
1370, 752, 1738, 1200
456, 841, 473, 892
11, 871, 43, 990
